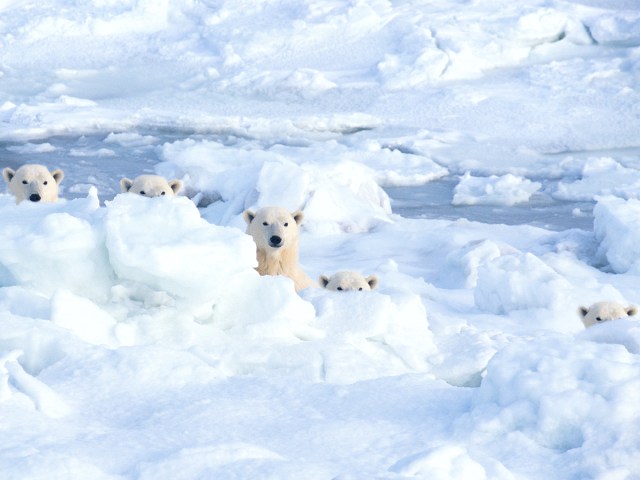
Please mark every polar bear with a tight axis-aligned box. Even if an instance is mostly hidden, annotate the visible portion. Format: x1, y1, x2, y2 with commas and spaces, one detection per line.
3, 164, 64, 203
243, 206, 316, 292
319, 271, 378, 291
120, 175, 183, 197
578, 301, 638, 328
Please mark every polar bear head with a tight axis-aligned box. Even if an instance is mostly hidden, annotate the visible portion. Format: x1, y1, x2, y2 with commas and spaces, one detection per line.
243, 207, 304, 252
120, 175, 183, 197
319, 271, 378, 291
578, 301, 638, 328
3, 164, 64, 204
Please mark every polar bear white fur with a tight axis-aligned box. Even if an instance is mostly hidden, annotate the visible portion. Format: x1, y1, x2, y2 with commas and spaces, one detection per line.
578, 301, 638, 328
120, 175, 183, 197
319, 271, 378, 291
243, 206, 316, 292
3, 164, 64, 204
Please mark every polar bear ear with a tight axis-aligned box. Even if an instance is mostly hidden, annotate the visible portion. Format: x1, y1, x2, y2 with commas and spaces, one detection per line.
292, 210, 304, 225
120, 178, 133, 192
626, 305, 638, 317
366, 275, 378, 290
51, 169, 64, 185
243, 210, 256, 225
578, 306, 591, 327
169, 180, 183, 194
2, 167, 15, 184
319, 275, 330, 288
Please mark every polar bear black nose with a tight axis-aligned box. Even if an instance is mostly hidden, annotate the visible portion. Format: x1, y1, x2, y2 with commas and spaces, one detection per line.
29, 193, 41, 202
269, 235, 283, 247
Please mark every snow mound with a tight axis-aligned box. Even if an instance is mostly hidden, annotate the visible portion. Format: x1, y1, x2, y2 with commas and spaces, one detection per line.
390, 444, 513, 480
0, 190, 111, 301
474, 252, 572, 314
0, 189, 437, 385
459, 336, 640, 478
105, 193, 257, 304
304, 289, 435, 383
453, 173, 541, 207
593, 195, 640, 273
578, 318, 640, 355
555, 157, 640, 201
157, 139, 394, 233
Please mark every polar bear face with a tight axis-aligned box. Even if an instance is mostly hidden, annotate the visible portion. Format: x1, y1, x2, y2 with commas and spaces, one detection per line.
319, 271, 378, 291
120, 175, 183, 197
578, 301, 638, 328
243, 207, 304, 252
3, 164, 64, 204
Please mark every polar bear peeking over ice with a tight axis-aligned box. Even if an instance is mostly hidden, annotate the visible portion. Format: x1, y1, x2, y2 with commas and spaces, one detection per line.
578, 301, 638, 328
319, 271, 378, 291
3, 164, 64, 203
120, 174, 183, 197
243, 206, 316, 292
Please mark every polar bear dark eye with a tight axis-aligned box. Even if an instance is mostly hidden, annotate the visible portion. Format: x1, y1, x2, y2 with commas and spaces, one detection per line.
284, 222, 289, 227
22, 180, 28, 184
161, 191, 166, 195
43, 181, 48, 185
262, 222, 268, 226
359, 287, 363, 291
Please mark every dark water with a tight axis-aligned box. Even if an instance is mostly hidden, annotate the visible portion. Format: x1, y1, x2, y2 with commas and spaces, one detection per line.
384, 176, 594, 231
1, 133, 594, 231
1, 132, 176, 202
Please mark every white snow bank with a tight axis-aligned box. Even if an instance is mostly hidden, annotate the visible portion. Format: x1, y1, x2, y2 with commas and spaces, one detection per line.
453, 172, 541, 206
6, 142, 57, 154
474, 252, 573, 315
0, 190, 111, 302
135, 443, 285, 480
393, 329, 640, 478
583, 8, 640, 45
555, 157, 640, 201
303, 289, 435, 384
458, 336, 640, 478
390, 443, 513, 480
1, 351, 70, 418
0, 189, 439, 385
593, 195, 640, 273
105, 193, 257, 304
157, 139, 396, 233
1, 0, 640, 477
579, 318, 640, 355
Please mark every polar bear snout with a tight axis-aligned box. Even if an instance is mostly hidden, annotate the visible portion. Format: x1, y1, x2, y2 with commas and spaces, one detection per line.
269, 235, 283, 248
29, 193, 42, 202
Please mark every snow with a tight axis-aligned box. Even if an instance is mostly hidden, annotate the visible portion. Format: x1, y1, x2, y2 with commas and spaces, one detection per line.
1, 0, 640, 478
594, 195, 640, 274
452, 172, 542, 206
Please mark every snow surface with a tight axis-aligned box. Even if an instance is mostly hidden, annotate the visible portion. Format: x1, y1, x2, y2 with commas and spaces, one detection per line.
2, 0, 640, 478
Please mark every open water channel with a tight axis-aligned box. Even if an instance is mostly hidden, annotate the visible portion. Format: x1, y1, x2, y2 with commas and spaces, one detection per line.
1, 131, 595, 232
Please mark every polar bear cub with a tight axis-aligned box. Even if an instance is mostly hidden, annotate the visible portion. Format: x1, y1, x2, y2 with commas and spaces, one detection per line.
3, 164, 64, 203
578, 301, 638, 328
120, 174, 183, 197
243, 206, 316, 292
319, 271, 378, 291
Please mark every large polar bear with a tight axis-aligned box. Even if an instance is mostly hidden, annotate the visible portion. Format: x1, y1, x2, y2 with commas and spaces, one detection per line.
243, 206, 316, 292
319, 271, 378, 291
3, 164, 64, 204
578, 301, 637, 328
120, 174, 183, 197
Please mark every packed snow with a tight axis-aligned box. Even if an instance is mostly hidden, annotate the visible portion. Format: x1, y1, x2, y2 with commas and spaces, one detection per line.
1, 0, 640, 478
